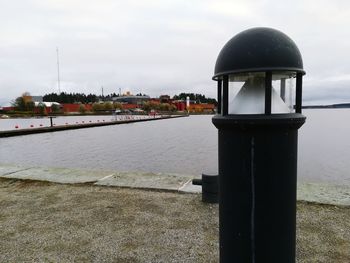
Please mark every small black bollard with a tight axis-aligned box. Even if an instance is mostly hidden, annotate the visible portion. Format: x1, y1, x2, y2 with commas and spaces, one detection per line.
48, 116, 56, 127
192, 173, 218, 203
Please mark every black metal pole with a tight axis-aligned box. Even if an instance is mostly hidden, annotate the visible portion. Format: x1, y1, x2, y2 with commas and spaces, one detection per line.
49, 117, 53, 127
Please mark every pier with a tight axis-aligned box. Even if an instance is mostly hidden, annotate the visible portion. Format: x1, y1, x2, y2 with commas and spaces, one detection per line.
0, 115, 187, 138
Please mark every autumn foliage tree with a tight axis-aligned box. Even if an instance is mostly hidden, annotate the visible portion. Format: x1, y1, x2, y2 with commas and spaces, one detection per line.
12, 92, 35, 111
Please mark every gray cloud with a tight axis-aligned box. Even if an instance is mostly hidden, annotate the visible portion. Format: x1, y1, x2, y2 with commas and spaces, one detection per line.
1, 0, 350, 106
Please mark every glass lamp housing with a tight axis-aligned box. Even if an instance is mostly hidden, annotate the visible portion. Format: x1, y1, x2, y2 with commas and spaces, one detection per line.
227, 71, 297, 115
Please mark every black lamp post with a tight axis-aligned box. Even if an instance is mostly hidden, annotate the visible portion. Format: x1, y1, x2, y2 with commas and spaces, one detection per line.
212, 27, 306, 263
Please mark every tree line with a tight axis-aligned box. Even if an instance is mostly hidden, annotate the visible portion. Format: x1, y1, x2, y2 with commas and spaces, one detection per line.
43, 92, 118, 104
42, 92, 150, 104
43, 92, 216, 104
11, 91, 217, 111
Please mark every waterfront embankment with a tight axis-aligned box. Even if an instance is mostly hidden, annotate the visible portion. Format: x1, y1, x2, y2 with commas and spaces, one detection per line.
0, 164, 349, 206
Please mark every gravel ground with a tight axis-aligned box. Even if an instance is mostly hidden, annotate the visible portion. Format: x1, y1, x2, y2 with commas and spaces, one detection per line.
0, 178, 349, 262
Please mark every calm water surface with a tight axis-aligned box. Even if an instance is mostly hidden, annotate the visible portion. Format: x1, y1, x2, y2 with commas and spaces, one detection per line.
0, 110, 349, 185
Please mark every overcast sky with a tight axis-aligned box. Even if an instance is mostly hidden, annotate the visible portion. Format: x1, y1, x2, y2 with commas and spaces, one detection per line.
1, 0, 350, 106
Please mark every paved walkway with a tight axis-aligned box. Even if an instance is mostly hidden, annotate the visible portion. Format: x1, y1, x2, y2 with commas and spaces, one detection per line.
0, 164, 349, 206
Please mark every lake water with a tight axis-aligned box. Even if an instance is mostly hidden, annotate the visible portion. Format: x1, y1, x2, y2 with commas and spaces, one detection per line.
0, 110, 349, 185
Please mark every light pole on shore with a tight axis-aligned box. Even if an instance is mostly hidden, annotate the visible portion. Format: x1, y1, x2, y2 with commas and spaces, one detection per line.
212, 27, 306, 263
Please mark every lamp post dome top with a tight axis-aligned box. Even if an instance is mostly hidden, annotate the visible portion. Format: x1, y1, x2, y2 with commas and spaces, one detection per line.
213, 27, 304, 80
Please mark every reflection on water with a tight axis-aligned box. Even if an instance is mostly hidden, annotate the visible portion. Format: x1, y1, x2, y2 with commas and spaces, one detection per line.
0, 111, 350, 185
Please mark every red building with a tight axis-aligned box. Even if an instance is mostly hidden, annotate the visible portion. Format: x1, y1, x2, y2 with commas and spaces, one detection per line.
62, 104, 92, 112
172, 101, 186, 111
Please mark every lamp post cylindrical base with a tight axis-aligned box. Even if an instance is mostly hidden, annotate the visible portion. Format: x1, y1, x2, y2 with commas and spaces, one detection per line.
213, 114, 305, 263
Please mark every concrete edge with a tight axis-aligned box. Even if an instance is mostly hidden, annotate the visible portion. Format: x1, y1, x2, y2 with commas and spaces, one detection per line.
297, 182, 350, 207
0, 164, 201, 194
0, 164, 349, 206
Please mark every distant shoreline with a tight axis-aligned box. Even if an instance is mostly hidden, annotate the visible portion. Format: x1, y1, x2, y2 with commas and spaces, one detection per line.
303, 103, 350, 109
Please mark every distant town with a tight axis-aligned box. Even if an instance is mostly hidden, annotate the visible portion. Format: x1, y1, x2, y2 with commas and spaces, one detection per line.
2, 91, 350, 118
0, 92, 217, 116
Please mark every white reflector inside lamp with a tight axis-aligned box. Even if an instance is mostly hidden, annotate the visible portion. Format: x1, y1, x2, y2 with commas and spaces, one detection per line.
229, 77, 290, 114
